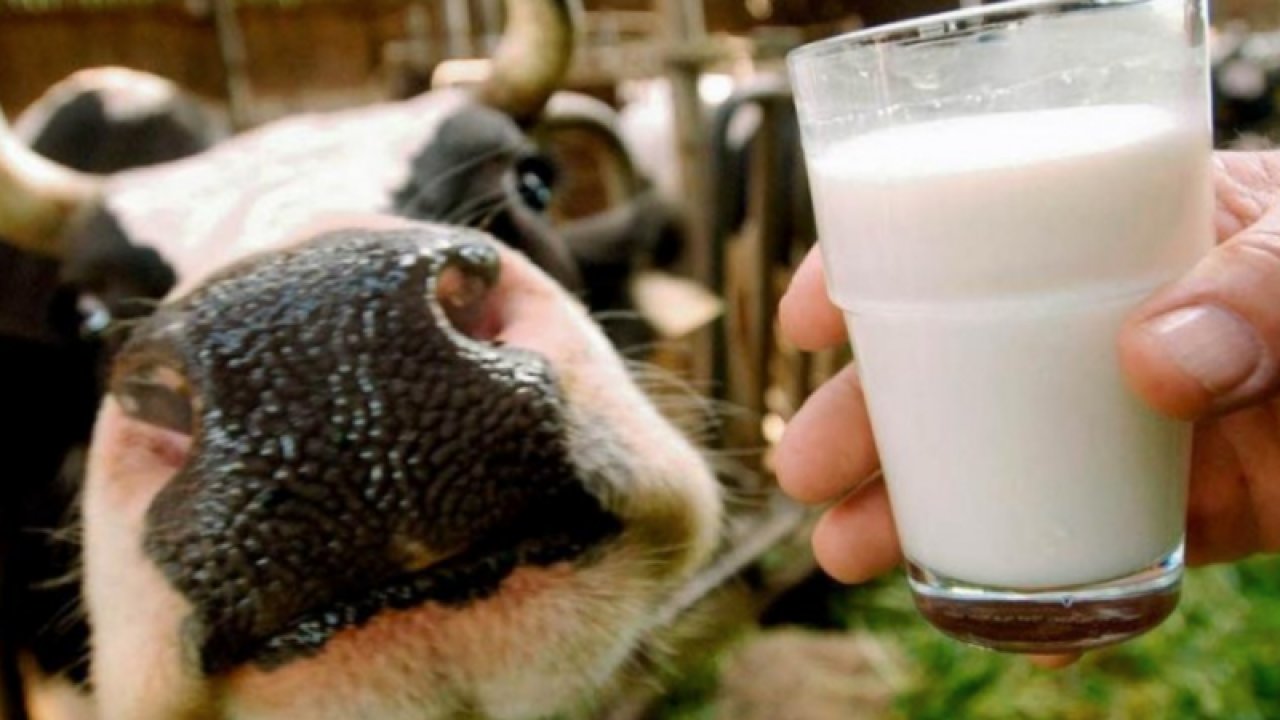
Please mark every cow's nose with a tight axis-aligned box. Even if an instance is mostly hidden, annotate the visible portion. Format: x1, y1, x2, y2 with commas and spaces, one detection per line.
122, 228, 619, 674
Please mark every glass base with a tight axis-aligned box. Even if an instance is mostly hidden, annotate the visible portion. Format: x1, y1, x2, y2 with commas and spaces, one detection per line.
907, 547, 1182, 654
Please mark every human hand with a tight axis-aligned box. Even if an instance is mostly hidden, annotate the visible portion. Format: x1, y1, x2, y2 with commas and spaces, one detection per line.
775, 150, 1280, 659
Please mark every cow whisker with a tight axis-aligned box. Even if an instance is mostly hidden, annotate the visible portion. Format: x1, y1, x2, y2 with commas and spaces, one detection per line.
402, 143, 519, 204
19, 525, 75, 542
605, 333, 703, 363
28, 572, 82, 592
452, 197, 505, 232
620, 358, 710, 397
619, 360, 777, 511
441, 190, 506, 227
29, 582, 85, 642
708, 463, 773, 509
23, 579, 87, 672
115, 297, 164, 310
99, 314, 151, 340
624, 370, 742, 422
472, 198, 509, 233
586, 310, 645, 323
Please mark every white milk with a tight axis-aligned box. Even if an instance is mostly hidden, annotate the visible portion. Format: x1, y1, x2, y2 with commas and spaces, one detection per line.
809, 105, 1212, 588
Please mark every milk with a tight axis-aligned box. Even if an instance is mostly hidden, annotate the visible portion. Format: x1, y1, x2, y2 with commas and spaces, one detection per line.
809, 105, 1213, 589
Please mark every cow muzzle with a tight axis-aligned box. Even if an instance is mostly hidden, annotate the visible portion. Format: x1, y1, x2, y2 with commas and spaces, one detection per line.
109, 227, 624, 674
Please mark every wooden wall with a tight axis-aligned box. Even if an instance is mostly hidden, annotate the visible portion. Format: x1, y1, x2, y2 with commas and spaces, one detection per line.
0, 0, 899, 118
3, 0, 1271, 118
1, 1, 436, 116
1, 5, 227, 112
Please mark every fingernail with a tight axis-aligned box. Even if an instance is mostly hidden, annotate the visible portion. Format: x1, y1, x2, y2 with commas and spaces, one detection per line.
1144, 306, 1262, 394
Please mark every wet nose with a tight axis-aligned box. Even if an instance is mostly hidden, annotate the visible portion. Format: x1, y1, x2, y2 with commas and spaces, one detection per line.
125, 228, 618, 673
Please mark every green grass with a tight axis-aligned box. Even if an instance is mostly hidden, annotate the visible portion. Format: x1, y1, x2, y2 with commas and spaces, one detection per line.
659, 555, 1280, 719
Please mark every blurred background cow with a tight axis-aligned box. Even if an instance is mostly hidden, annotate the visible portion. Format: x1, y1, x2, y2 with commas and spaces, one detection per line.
0, 66, 229, 716
1, 0, 1279, 719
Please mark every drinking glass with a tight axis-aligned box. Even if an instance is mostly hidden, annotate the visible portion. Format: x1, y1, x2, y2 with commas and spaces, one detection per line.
788, 0, 1213, 652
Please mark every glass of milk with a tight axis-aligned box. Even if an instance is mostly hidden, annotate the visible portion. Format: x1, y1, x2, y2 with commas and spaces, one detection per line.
788, 0, 1212, 653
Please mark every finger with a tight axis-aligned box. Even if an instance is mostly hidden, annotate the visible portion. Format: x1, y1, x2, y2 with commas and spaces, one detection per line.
1028, 654, 1081, 669
811, 480, 902, 584
1119, 201, 1280, 420
1212, 151, 1280, 240
779, 246, 848, 351
1185, 413, 1266, 566
775, 363, 880, 504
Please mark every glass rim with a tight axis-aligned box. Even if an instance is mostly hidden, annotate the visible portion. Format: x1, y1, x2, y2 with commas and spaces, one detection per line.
788, 0, 1157, 64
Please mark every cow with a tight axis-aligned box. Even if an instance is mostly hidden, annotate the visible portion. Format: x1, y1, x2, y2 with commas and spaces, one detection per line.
0, 2, 723, 718
0, 67, 229, 718
12, 67, 228, 175
535, 92, 697, 351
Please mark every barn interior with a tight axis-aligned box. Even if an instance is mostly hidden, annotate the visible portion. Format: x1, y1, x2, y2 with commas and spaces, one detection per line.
2, 1, 1280, 718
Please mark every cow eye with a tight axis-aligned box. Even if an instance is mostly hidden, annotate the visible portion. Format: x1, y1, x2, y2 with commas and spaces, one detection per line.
113, 363, 195, 436
513, 155, 556, 213
76, 293, 113, 338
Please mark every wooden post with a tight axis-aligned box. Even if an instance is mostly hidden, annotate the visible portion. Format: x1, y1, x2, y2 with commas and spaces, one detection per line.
657, 0, 717, 403
442, 0, 474, 58
477, 0, 504, 54
406, 2, 433, 68
211, 0, 253, 129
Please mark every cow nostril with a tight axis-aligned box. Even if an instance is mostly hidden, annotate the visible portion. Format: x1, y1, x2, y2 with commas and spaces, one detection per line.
434, 244, 502, 342
112, 362, 196, 435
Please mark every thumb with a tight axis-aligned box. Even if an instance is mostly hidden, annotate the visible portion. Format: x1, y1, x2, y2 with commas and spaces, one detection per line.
1119, 201, 1280, 420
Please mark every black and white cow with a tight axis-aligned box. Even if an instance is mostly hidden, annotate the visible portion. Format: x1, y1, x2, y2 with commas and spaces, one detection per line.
0, 2, 722, 718
12, 67, 227, 175
1, 67, 228, 718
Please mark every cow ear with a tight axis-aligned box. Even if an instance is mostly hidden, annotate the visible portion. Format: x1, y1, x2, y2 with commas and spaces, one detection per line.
630, 271, 723, 340
534, 92, 644, 212
0, 110, 99, 258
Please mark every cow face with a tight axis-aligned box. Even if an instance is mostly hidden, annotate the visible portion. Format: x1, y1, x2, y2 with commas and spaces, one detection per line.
84, 222, 720, 720
0, 2, 725, 717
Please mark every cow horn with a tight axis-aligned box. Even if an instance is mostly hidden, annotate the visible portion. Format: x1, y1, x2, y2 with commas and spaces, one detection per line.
478, 0, 576, 124
0, 111, 99, 258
